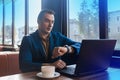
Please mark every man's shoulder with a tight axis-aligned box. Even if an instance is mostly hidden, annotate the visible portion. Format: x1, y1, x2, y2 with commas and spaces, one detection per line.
23, 30, 38, 40
23, 34, 33, 39
51, 31, 63, 36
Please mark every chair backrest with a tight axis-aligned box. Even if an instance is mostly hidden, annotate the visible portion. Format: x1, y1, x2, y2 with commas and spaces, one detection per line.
0, 51, 21, 76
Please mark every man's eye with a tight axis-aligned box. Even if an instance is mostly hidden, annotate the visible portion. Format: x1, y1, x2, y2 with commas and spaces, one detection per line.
44, 19, 49, 22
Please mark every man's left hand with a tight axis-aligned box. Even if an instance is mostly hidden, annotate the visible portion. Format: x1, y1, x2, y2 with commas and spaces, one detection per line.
52, 47, 67, 58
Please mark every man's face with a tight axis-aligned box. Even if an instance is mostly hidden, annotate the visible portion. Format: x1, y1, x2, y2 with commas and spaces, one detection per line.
38, 13, 55, 34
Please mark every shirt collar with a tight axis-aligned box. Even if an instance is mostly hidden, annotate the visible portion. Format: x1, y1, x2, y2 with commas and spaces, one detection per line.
37, 29, 51, 41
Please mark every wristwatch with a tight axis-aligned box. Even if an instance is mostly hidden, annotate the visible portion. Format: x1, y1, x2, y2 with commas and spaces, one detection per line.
64, 45, 70, 53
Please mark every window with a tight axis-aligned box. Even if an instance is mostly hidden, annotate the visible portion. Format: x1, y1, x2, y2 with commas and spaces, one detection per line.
117, 16, 119, 21
0, 0, 41, 46
0, 3, 2, 44
68, 0, 99, 42
108, 0, 120, 50
4, 0, 12, 45
29, 0, 41, 34
15, 0, 25, 46
118, 27, 120, 32
68, 0, 120, 50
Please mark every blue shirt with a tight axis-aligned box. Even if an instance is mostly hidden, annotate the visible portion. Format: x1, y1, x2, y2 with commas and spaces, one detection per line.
19, 30, 81, 72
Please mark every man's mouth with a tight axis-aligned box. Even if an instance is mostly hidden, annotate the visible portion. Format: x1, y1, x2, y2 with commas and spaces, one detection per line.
47, 28, 51, 31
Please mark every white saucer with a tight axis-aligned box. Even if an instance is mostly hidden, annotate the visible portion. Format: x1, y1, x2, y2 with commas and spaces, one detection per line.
36, 72, 60, 78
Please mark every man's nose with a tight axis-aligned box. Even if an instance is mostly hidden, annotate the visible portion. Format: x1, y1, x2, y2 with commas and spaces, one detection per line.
49, 22, 53, 27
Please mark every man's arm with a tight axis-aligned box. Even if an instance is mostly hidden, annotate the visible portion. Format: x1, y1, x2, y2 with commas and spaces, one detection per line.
19, 36, 41, 72
52, 46, 75, 58
50, 32, 81, 66
52, 33, 81, 59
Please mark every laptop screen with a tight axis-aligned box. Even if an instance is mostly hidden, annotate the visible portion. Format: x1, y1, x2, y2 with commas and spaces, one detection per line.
75, 39, 116, 75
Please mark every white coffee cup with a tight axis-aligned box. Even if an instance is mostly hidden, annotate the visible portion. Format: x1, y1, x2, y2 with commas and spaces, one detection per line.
41, 66, 55, 78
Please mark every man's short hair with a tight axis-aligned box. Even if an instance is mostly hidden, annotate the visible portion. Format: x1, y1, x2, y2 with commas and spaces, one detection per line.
37, 9, 55, 21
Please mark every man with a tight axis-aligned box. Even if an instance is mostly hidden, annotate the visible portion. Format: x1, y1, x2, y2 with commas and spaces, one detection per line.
19, 9, 80, 72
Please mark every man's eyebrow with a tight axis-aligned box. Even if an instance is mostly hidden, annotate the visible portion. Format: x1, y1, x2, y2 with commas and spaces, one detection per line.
44, 18, 50, 20
44, 17, 54, 21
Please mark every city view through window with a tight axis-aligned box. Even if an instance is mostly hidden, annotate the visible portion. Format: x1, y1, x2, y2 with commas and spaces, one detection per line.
68, 0, 99, 42
0, 0, 41, 46
68, 0, 120, 50
108, 0, 120, 50
0, 0, 120, 50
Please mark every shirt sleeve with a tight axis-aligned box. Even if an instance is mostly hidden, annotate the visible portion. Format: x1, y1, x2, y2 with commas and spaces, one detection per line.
58, 33, 81, 55
56, 33, 81, 65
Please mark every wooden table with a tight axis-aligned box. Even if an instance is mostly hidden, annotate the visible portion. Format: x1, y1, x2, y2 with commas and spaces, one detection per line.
0, 67, 120, 80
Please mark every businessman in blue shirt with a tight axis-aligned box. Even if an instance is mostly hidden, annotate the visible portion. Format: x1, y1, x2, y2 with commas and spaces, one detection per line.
19, 9, 80, 72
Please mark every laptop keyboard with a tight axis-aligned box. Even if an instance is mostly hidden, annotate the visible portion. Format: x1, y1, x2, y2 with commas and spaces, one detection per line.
60, 65, 76, 74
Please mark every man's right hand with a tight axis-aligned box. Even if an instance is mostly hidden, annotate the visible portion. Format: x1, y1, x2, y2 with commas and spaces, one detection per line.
52, 59, 66, 69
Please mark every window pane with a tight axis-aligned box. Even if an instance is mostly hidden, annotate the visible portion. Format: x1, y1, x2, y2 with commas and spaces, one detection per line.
5, 0, 12, 45
29, 0, 41, 34
15, 0, 25, 45
68, 0, 99, 42
0, 3, 2, 44
108, 0, 120, 50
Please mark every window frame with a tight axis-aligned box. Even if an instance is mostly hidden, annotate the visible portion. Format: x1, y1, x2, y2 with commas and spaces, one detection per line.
1, 0, 120, 56
67, 0, 120, 56
0, 0, 40, 46
0, 0, 27, 46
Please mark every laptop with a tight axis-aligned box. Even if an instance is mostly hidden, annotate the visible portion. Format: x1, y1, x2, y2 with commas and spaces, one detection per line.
58, 39, 116, 77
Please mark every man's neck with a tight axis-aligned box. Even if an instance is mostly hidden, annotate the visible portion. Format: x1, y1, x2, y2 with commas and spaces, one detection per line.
39, 30, 50, 40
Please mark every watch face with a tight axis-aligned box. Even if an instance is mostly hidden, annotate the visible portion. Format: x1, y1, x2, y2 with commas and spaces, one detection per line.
65, 45, 70, 53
